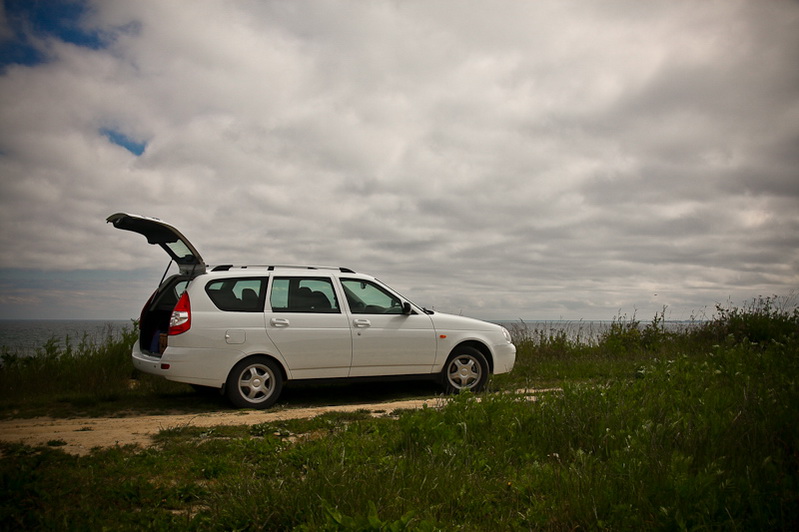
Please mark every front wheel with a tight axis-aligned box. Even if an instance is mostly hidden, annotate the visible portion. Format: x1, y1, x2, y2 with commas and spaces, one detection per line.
441, 346, 489, 394
226, 356, 283, 409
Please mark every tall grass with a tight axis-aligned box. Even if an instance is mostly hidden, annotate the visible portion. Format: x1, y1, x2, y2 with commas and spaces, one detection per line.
1, 296, 797, 529
495, 309, 680, 389
0, 324, 136, 399
0, 323, 190, 412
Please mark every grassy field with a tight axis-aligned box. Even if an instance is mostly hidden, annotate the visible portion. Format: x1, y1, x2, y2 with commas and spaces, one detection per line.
1, 297, 797, 530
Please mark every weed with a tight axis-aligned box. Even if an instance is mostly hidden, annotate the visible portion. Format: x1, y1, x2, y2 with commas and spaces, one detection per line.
702, 294, 799, 345
296, 500, 423, 531
1, 297, 798, 529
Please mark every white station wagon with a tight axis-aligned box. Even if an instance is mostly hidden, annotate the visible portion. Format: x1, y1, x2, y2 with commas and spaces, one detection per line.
108, 213, 516, 409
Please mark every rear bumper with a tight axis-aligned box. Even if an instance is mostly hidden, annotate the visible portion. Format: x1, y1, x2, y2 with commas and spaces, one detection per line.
131, 340, 170, 376
131, 340, 229, 387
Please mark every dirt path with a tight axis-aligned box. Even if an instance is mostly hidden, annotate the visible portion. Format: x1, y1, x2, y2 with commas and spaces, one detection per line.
0, 397, 447, 455
0, 389, 558, 455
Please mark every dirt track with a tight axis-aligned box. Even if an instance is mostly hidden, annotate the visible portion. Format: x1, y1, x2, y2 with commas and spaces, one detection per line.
0, 397, 448, 456
0, 389, 557, 455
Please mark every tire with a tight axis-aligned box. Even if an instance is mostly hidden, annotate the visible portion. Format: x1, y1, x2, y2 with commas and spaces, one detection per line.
226, 356, 283, 409
441, 346, 489, 394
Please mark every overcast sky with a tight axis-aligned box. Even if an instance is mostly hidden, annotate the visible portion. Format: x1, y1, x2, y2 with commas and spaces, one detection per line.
0, 0, 797, 322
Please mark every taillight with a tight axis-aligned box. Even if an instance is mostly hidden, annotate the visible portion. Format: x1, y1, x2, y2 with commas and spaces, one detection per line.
168, 292, 191, 335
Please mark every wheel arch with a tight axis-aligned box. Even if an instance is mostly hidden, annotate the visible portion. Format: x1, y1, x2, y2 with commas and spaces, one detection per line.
223, 352, 289, 390
450, 340, 494, 373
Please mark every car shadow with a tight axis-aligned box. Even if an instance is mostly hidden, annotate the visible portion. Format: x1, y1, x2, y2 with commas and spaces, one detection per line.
278, 379, 443, 408
140, 379, 444, 415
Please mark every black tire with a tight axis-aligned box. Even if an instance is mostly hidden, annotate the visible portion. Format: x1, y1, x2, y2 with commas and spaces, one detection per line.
226, 356, 283, 409
441, 346, 489, 394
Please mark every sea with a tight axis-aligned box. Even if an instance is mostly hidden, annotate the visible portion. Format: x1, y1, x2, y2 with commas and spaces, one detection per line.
0, 319, 134, 356
0, 318, 697, 357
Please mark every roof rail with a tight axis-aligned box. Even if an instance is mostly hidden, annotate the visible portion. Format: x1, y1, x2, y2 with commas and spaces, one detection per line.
208, 264, 356, 273
265, 265, 357, 273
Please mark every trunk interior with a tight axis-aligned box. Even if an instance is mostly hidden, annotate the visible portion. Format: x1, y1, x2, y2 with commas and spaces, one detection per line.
139, 276, 190, 355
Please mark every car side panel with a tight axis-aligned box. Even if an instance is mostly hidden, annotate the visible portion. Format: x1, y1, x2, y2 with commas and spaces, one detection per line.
264, 312, 353, 379
348, 313, 438, 377
161, 303, 288, 386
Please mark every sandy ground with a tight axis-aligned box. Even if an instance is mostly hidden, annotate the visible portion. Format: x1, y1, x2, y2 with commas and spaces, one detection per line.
0, 397, 448, 455
0, 389, 558, 455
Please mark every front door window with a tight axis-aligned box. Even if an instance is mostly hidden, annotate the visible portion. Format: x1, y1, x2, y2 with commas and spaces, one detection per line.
341, 279, 404, 314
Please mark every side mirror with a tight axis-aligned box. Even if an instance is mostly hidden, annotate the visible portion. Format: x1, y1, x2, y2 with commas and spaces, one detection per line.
401, 301, 412, 315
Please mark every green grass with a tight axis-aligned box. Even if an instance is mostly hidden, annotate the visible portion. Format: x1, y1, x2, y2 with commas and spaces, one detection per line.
1, 297, 798, 530
0, 323, 222, 418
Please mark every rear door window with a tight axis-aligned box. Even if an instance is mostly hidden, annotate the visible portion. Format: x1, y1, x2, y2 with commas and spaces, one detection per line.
269, 277, 340, 313
205, 278, 267, 312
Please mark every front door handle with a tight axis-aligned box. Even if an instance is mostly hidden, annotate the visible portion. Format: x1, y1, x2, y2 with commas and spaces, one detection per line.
353, 318, 371, 328
270, 318, 290, 327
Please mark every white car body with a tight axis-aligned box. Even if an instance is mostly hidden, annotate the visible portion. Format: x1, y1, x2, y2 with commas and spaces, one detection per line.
108, 213, 516, 409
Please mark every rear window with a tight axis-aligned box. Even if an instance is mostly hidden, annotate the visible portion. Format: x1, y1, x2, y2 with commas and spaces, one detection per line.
205, 278, 267, 312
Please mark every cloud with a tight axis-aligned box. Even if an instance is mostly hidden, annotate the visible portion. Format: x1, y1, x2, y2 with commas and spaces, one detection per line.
0, 0, 797, 320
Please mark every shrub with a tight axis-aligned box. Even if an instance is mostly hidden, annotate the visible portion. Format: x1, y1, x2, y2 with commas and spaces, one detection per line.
0, 323, 139, 403
696, 294, 799, 345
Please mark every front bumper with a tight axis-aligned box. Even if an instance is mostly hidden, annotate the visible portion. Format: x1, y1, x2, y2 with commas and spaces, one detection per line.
493, 341, 517, 374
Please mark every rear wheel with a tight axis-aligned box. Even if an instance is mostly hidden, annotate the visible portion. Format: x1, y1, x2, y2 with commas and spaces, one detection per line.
442, 346, 489, 394
226, 356, 283, 409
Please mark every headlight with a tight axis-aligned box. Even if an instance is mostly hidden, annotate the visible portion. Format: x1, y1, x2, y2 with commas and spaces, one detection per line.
501, 327, 512, 343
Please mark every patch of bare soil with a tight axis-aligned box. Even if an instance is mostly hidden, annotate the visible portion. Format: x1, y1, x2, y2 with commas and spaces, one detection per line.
0, 398, 444, 455
0, 389, 557, 455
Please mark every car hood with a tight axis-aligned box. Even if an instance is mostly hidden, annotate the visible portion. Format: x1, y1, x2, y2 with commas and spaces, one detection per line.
428, 311, 503, 332
107, 212, 206, 276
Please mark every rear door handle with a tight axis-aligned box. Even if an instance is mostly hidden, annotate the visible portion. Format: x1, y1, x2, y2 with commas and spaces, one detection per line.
353, 318, 371, 328
270, 318, 290, 327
